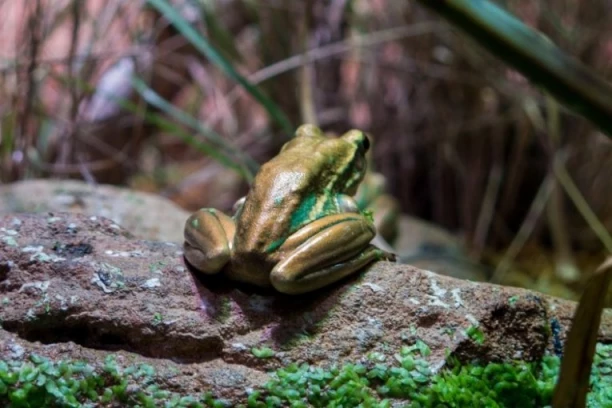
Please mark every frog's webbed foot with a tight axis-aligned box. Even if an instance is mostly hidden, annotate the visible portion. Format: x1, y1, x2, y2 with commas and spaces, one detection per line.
270, 214, 395, 294
183, 209, 236, 274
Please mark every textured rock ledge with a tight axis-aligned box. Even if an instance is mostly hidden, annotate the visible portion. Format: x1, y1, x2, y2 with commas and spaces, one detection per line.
0, 212, 610, 400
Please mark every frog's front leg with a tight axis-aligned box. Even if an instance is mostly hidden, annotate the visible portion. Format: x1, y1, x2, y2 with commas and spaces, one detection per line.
270, 213, 396, 294
183, 208, 236, 274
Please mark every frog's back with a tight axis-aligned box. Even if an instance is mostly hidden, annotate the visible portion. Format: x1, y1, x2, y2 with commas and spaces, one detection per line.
235, 148, 325, 254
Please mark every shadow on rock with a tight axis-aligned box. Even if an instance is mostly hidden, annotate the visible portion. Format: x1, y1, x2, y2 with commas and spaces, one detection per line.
185, 257, 359, 347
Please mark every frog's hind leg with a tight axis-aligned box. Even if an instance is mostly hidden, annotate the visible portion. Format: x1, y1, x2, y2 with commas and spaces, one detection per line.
274, 246, 391, 294
270, 215, 394, 294
183, 209, 236, 274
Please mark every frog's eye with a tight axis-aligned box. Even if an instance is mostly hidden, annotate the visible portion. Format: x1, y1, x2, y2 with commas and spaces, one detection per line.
361, 134, 370, 151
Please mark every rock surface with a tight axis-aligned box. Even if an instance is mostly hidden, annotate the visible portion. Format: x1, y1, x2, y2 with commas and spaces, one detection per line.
0, 179, 190, 243
394, 216, 489, 282
0, 179, 488, 282
0, 212, 611, 402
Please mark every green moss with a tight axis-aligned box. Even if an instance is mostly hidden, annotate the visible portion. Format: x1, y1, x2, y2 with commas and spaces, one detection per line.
2, 343, 612, 407
152, 312, 164, 325
466, 325, 486, 345
251, 347, 276, 359
588, 343, 612, 407
0, 354, 209, 408
441, 326, 456, 338
149, 261, 166, 274
508, 295, 519, 306
255, 343, 611, 407
282, 331, 314, 350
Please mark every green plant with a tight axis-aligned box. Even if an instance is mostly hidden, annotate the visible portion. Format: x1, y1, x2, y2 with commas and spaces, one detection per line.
145, 0, 293, 135
255, 342, 612, 407
2, 343, 611, 407
152, 312, 163, 325
418, 0, 612, 137
0, 354, 205, 407
466, 325, 486, 345
251, 347, 276, 359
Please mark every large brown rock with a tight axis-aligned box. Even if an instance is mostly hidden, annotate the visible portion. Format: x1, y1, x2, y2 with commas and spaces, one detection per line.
0, 212, 610, 401
0, 179, 190, 242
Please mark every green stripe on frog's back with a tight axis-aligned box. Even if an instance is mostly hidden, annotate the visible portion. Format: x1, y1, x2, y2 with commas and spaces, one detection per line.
265, 192, 335, 253
290, 191, 341, 231
289, 193, 319, 232
265, 196, 355, 254
263, 194, 317, 254
265, 237, 286, 253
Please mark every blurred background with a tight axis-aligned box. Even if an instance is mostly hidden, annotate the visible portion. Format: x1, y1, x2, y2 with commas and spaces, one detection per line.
1, 0, 612, 302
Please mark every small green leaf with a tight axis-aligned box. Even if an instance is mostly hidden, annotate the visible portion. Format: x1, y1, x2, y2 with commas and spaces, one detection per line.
251, 347, 276, 359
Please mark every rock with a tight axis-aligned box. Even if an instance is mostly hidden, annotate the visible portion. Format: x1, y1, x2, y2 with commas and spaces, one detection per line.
0, 212, 611, 404
0, 179, 190, 242
394, 216, 489, 281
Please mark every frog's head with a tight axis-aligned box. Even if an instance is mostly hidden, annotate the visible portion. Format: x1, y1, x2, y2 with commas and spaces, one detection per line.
336, 129, 371, 195
293, 124, 371, 196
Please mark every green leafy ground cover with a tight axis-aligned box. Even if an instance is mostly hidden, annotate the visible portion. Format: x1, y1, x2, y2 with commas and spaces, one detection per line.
1, 341, 611, 407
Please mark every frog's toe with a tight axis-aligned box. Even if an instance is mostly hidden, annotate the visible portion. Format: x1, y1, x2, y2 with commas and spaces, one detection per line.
380, 250, 397, 263
183, 242, 229, 274
183, 209, 235, 274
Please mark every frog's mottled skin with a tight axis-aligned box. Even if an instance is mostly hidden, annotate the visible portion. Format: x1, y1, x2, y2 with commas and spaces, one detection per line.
184, 124, 395, 294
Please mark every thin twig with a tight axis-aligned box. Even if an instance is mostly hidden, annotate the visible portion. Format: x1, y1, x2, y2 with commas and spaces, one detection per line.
472, 161, 503, 261
491, 172, 557, 283
251, 23, 442, 88
198, 22, 443, 133
0, 47, 149, 74
18, 0, 43, 177
298, 1, 317, 125
56, 0, 83, 171
67, 0, 82, 120
545, 95, 579, 282
218, 23, 443, 113
553, 154, 612, 253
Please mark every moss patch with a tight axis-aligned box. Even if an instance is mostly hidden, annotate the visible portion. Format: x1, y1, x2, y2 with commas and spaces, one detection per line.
466, 325, 486, 345
252, 347, 276, 359
1, 343, 611, 407
0, 355, 207, 408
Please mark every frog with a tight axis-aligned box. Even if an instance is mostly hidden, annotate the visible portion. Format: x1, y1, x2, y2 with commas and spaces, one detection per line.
183, 124, 396, 294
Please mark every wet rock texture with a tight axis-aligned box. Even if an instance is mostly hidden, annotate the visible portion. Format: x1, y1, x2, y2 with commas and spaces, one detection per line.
0, 212, 611, 400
